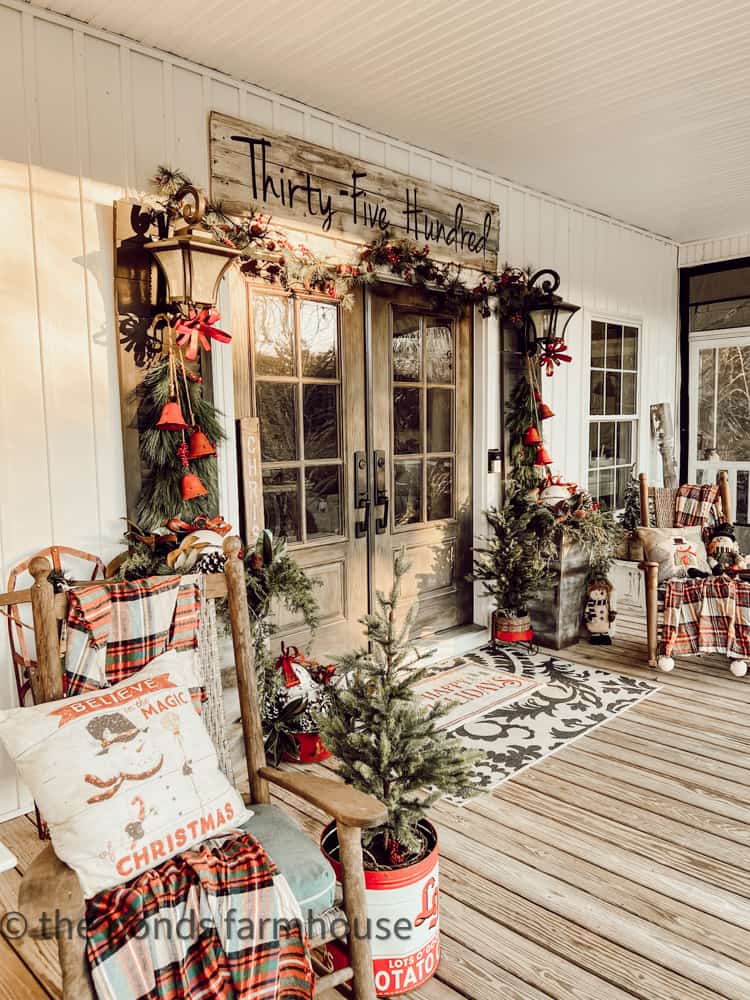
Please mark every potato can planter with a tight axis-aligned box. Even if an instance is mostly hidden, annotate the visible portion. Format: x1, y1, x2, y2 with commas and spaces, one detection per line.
321, 820, 440, 996
282, 731, 331, 764
491, 609, 533, 643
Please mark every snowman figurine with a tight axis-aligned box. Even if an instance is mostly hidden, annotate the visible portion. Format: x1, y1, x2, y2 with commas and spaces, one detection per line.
583, 578, 617, 645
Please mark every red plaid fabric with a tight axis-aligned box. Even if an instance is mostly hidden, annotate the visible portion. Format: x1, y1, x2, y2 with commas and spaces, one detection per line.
86, 832, 313, 1000
673, 484, 721, 529
65, 577, 199, 694
662, 576, 750, 659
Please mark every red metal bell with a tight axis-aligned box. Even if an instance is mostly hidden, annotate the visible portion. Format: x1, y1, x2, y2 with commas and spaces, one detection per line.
538, 402, 555, 420
187, 427, 216, 459
523, 425, 541, 445
181, 471, 209, 500
534, 445, 553, 466
156, 399, 189, 431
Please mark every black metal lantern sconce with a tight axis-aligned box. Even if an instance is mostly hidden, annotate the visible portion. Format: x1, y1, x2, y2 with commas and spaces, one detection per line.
116, 185, 241, 368
144, 185, 240, 310
524, 269, 580, 352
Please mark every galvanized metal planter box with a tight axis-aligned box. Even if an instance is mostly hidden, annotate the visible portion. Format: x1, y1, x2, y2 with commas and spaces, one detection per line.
528, 537, 590, 649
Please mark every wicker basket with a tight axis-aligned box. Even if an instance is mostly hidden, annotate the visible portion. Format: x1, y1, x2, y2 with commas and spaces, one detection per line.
492, 609, 533, 642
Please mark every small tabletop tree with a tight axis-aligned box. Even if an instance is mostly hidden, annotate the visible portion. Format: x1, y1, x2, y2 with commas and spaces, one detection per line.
618, 473, 641, 534
318, 552, 478, 866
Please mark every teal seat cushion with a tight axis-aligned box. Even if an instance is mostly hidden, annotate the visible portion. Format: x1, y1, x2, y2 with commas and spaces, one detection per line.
241, 804, 336, 917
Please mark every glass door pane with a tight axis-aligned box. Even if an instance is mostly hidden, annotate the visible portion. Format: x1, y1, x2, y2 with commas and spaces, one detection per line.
390, 311, 455, 527
252, 291, 345, 545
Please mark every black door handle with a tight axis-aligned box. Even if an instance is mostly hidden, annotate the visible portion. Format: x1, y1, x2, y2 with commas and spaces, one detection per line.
354, 451, 370, 538
374, 450, 389, 534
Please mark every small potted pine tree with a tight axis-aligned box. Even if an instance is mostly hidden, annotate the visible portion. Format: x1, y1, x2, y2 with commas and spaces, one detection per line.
472, 482, 556, 642
317, 552, 478, 996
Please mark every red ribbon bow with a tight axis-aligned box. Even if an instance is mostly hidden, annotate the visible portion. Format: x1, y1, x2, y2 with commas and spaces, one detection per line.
309, 663, 336, 685
175, 308, 231, 361
165, 514, 232, 536
539, 340, 572, 377
277, 644, 302, 688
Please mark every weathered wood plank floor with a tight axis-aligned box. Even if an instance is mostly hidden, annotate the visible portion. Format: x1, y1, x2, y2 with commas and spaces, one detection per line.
1, 632, 748, 999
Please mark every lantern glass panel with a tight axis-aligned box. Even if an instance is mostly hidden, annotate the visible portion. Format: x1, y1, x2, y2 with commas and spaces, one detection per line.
150, 244, 187, 302
556, 302, 578, 341
189, 248, 232, 307
527, 304, 554, 342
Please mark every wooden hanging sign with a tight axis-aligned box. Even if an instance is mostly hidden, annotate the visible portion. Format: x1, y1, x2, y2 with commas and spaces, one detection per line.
210, 111, 500, 268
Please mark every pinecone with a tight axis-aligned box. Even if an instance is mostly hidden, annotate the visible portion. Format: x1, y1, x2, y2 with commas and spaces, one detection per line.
193, 551, 226, 574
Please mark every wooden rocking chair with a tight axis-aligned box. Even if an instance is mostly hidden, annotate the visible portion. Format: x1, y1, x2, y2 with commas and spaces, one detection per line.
638, 471, 731, 669
4, 537, 385, 999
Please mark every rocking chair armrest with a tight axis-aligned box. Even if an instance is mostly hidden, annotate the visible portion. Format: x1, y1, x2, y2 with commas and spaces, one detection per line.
259, 766, 387, 829
18, 845, 85, 939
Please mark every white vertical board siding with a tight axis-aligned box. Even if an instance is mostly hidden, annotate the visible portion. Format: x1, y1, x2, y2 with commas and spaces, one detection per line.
678, 233, 750, 267
0, 0, 677, 815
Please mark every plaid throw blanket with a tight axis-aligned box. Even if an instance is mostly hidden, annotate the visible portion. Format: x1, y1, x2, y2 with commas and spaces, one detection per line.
86, 832, 313, 1000
65, 576, 199, 695
673, 484, 721, 529
662, 576, 750, 658
66, 581, 313, 999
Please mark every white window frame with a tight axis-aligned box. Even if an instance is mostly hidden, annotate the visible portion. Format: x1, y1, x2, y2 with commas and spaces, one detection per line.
688, 325, 750, 523
585, 313, 642, 513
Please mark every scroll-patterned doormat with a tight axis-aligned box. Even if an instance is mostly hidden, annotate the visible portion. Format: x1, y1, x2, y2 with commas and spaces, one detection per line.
413, 659, 547, 730
429, 643, 660, 803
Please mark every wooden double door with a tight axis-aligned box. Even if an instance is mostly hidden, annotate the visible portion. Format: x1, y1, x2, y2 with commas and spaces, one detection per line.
243, 280, 472, 658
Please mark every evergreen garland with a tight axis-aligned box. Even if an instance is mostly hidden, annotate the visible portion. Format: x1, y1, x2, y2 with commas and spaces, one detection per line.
152, 166, 533, 320
134, 356, 226, 530
505, 363, 541, 491
244, 529, 320, 661
317, 552, 478, 865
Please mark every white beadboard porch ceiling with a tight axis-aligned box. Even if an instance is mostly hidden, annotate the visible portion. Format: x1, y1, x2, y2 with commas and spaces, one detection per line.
38, 0, 750, 242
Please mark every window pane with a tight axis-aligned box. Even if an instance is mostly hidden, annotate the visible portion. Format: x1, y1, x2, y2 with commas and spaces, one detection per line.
588, 470, 598, 497
427, 388, 453, 452
305, 465, 342, 539
598, 468, 614, 511
623, 326, 638, 370
300, 300, 337, 377
393, 313, 421, 382
427, 458, 453, 521
257, 383, 297, 461
617, 421, 633, 464
590, 370, 604, 415
738, 470, 749, 524
303, 384, 338, 459
591, 321, 605, 368
622, 372, 637, 415
690, 299, 750, 332
587, 423, 601, 467
697, 348, 716, 460
263, 469, 301, 542
715, 346, 750, 461
605, 372, 622, 415
394, 387, 421, 454
599, 422, 615, 464
394, 460, 422, 525
426, 323, 454, 383
605, 324, 622, 368
253, 295, 295, 375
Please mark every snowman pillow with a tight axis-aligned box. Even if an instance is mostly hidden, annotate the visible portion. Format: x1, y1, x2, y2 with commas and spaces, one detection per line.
0, 649, 251, 898
637, 526, 711, 584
